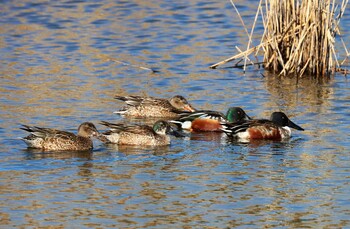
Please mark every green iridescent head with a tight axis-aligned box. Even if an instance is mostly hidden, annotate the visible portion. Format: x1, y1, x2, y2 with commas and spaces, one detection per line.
226, 107, 251, 123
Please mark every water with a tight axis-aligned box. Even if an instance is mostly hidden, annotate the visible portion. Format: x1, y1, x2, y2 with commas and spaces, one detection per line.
1, 0, 350, 228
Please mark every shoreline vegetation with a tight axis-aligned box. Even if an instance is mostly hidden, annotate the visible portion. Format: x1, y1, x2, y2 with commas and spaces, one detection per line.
210, 0, 349, 78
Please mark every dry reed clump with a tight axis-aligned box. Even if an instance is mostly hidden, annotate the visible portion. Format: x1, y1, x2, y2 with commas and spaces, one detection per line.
210, 0, 349, 78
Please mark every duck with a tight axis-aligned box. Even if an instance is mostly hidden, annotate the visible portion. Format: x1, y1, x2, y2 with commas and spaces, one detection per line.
98, 120, 175, 146
170, 107, 251, 132
20, 122, 99, 151
113, 95, 196, 118
221, 111, 304, 141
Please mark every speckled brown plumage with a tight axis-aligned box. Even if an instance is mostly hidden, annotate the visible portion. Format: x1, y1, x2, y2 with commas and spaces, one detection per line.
20, 122, 99, 151
113, 95, 196, 118
98, 120, 172, 146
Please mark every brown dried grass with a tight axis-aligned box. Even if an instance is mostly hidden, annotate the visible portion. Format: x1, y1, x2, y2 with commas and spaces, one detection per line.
210, 0, 349, 77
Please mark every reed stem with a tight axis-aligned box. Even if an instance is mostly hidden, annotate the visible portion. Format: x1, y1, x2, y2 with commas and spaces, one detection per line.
210, 0, 349, 78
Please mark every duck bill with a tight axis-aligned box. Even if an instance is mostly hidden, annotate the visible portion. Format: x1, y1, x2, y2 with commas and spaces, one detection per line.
184, 104, 196, 112
288, 120, 304, 131
168, 125, 186, 137
245, 113, 253, 120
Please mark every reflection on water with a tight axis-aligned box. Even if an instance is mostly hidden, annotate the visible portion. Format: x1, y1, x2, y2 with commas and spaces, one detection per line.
102, 143, 172, 156
263, 72, 334, 110
23, 148, 93, 160
188, 131, 226, 142
1, 0, 350, 228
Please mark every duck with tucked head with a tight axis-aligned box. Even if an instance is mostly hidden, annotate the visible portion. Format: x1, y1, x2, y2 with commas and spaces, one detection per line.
98, 120, 177, 146
170, 107, 251, 132
113, 95, 196, 118
20, 122, 99, 151
221, 112, 304, 141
